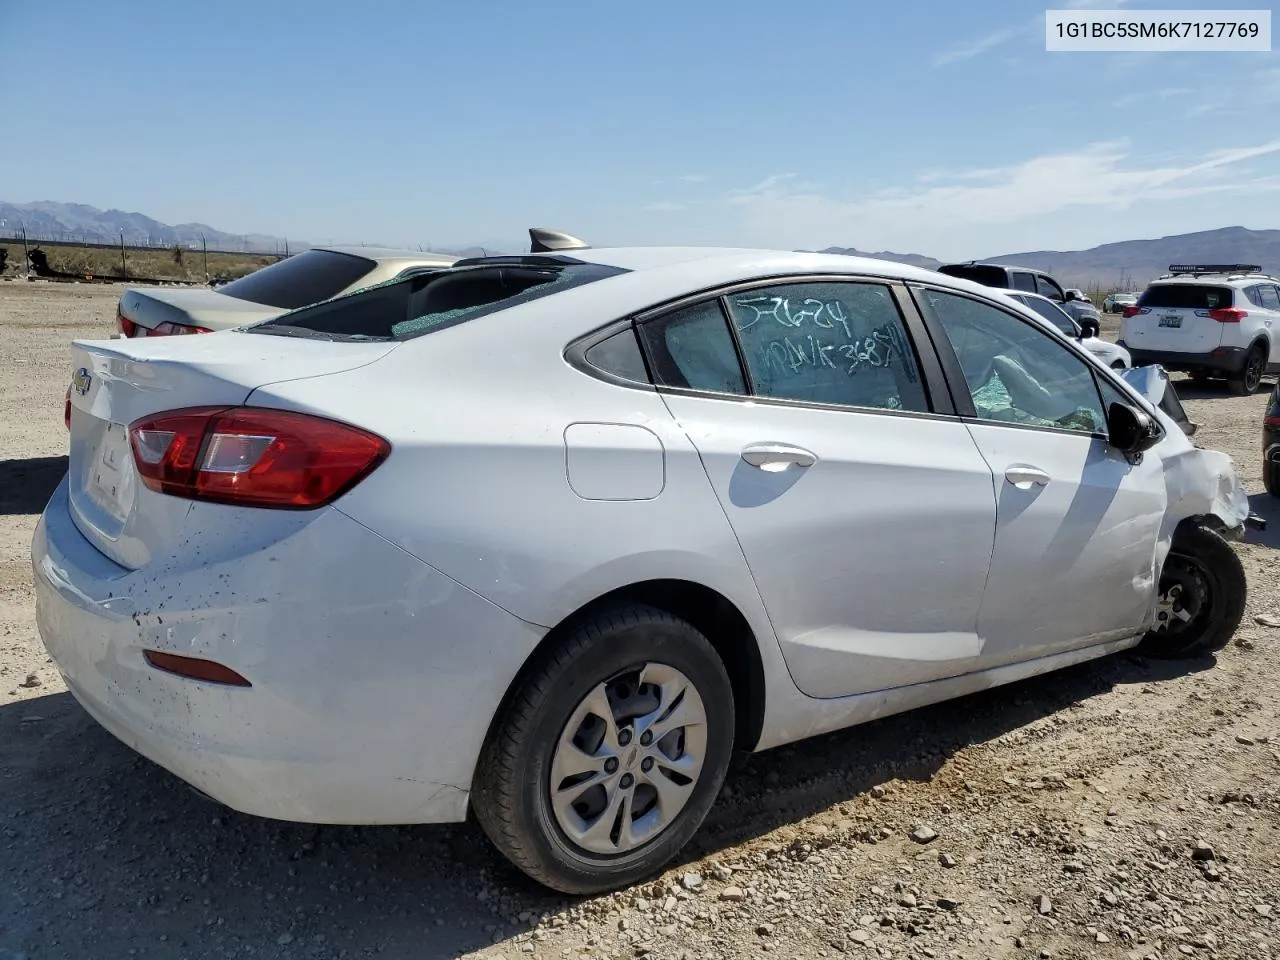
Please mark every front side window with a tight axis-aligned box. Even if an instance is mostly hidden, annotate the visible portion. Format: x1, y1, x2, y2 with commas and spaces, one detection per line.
1258, 284, 1280, 311
922, 290, 1106, 435
723, 282, 929, 412
1035, 274, 1066, 301
1019, 296, 1077, 336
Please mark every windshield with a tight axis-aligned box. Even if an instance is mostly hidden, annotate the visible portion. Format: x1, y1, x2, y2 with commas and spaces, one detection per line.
219, 249, 376, 309
247, 259, 628, 341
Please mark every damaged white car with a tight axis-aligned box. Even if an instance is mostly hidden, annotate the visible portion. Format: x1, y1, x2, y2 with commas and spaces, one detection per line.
34, 238, 1259, 895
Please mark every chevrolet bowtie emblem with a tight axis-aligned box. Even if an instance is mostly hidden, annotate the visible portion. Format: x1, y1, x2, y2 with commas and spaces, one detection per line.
71, 367, 92, 396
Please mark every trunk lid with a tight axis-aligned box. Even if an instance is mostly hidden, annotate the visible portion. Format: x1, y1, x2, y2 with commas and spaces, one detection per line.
65, 331, 397, 569
118, 286, 286, 334
1123, 283, 1235, 353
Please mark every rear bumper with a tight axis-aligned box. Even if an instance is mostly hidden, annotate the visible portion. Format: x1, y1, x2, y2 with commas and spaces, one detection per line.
1117, 343, 1249, 375
32, 478, 545, 825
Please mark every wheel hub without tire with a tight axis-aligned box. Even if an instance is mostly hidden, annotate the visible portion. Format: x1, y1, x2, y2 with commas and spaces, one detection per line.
1151, 555, 1209, 636
549, 663, 707, 855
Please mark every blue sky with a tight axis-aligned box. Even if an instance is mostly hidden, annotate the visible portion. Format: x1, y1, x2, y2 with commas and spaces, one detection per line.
1, 0, 1277, 259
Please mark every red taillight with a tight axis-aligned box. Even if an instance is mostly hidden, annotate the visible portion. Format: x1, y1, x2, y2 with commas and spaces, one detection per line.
128, 406, 390, 509
1209, 307, 1248, 323
116, 307, 138, 337
64, 387, 72, 430
146, 321, 213, 336
144, 650, 251, 686
1122, 306, 1146, 318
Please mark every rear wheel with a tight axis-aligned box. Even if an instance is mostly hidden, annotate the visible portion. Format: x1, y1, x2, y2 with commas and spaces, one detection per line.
472, 604, 735, 894
1265, 454, 1280, 499
1228, 346, 1265, 395
1138, 523, 1246, 659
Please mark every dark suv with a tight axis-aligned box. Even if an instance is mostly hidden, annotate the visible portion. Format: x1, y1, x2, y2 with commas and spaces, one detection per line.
1265, 383, 1280, 497
937, 262, 1100, 336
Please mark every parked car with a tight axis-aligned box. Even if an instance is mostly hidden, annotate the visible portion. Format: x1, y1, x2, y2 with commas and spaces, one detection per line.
1265, 382, 1280, 496
1065, 288, 1092, 306
1118, 264, 1280, 395
1001, 289, 1130, 369
114, 245, 460, 336
1104, 292, 1139, 314
37, 234, 1254, 895
936, 261, 1100, 336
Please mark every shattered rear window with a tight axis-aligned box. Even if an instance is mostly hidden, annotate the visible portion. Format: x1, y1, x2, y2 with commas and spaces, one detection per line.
247, 260, 628, 341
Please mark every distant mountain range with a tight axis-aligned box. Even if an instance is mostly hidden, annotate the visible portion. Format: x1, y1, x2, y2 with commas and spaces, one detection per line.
819, 226, 1280, 289
3, 202, 1276, 290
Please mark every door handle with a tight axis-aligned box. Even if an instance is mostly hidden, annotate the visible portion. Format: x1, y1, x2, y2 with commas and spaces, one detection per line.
1005, 465, 1050, 489
741, 443, 817, 471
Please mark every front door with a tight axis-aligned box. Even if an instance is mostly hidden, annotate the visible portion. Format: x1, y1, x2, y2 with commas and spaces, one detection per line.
638, 280, 998, 699
913, 287, 1167, 664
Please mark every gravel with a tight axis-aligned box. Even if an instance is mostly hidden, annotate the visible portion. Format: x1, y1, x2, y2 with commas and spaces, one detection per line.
4, 284, 1280, 959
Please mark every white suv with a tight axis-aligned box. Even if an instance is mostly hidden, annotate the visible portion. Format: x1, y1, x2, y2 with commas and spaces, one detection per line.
1118, 264, 1280, 395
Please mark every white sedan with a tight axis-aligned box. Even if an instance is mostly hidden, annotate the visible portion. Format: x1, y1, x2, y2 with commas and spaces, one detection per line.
1001, 289, 1131, 369
114, 245, 459, 336
34, 235, 1251, 894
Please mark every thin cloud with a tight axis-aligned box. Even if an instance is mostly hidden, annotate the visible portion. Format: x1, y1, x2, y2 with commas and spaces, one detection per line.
679, 174, 710, 184
933, 28, 1017, 66
724, 140, 1280, 251
644, 200, 686, 212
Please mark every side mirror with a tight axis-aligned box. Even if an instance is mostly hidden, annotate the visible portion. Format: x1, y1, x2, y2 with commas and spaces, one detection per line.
1107, 402, 1160, 456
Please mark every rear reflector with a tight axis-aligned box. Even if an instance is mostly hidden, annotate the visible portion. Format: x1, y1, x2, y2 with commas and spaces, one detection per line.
144, 650, 251, 686
128, 406, 390, 509
1209, 307, 1248, 323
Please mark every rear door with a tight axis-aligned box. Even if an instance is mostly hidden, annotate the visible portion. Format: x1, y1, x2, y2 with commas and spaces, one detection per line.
639, 279, 999, 699
1126, 282, 1231, 353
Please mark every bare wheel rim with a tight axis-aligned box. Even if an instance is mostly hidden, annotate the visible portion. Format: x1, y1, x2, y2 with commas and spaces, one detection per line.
548, 662, 708, 857
1151, 552, 1213, 638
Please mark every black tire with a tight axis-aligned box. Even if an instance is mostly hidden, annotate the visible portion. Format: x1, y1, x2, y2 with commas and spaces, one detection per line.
472, 604, 735, 894
1228, 346, 1265, 395
1138, 523, 1246, 659
1265, 455, 1280, 499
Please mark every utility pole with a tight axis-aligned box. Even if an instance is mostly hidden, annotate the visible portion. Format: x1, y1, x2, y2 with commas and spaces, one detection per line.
120, 232, 128, 279
201, 233, 209, 284
20, 222, 29, 279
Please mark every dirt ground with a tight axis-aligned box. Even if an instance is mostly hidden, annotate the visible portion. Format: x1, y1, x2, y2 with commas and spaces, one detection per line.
3, 281, 1280, 960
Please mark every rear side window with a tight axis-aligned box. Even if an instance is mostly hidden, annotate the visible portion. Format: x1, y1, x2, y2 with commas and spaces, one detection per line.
585, 328, 649, 383
1139, 284, 1235, 310
1010, 272, 1037, 293
218, 250, 375, 309
250, 262, 627, 341
725, 282, 928, 412
1259, 285, 1280, 311
640, 301, 746, 395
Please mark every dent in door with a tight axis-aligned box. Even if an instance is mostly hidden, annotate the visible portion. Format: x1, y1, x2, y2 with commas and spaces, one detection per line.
564, 423, 665, 501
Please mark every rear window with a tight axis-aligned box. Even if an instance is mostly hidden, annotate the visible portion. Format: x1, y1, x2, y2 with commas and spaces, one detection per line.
937, 264, 1008, 288
219, 249, 376, 309
1138, 284, 1236, 310
248, 259, 627, 341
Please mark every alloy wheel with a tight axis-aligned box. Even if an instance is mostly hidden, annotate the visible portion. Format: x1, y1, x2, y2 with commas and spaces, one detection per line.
548, 663, 707, 856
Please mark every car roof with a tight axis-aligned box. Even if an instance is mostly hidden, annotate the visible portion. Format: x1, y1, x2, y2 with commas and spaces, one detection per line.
1147, 273, 1278, 286
940, 261, 1052, 276
314, 245, 459, 265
